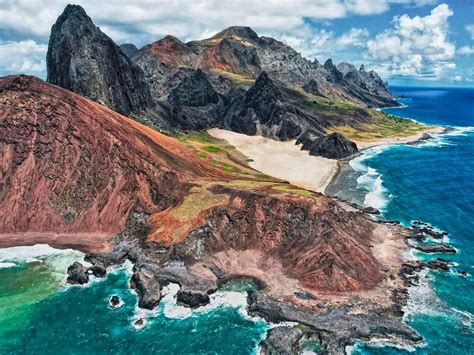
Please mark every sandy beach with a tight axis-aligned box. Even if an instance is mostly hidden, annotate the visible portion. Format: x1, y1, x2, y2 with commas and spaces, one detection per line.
209, 128, 339, 193
355, 126, 446, 150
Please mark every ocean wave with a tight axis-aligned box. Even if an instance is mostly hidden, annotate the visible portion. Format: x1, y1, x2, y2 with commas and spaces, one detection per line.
0, 262, 17, 268
417, 125, 474, 148
350, 148, 391, 211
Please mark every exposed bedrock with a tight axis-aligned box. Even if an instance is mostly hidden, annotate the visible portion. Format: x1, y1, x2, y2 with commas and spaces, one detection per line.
47, 5, 152, 115
260, 326, 305, 355
249, 291, 422, 354
415, 244, 456, 254
176, 289, 211, 308
130, 267, 162, 310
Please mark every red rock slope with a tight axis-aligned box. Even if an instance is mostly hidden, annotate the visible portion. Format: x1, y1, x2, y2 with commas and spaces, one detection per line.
0, 75, 223, 239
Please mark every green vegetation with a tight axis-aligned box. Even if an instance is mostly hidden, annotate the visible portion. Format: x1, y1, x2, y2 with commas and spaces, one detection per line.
171, 188, 226, 223
203, 145, 223, 153
256, 173, 272, 179
196, 152, 208, 158
272, 185, 314, 197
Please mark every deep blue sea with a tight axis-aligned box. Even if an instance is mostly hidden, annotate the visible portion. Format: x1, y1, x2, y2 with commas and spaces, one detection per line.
349, 86, 474, 354
0, 87, 473, 354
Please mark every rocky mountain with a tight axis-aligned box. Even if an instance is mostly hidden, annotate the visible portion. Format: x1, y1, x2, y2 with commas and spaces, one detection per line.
305, 132, 359, 159
45, 5, 394, 159
47, 4, 153, 116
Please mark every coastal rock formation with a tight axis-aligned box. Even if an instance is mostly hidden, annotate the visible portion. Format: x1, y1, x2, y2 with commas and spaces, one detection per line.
176, 289, 211, 308
415, 244, 456, 254
47, 5, 152, 115
67, 262, 89, 284
130, 268, 162, 310
306, 132, 358, 159
1, 74, 419, 351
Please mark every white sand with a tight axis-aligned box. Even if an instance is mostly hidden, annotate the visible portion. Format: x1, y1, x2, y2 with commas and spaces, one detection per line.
208, 128, 338, 193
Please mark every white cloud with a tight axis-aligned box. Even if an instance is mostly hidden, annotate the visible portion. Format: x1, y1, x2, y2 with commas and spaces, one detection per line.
466, 24, 474, 40
366, 4, 455, 79
458, 46, 474, 56
0, 40, 47, 76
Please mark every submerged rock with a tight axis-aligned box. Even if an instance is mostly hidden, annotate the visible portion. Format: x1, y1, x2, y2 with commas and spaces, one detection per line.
308, 132, 358, 159
133, 318, 147, 330
66, 261, 89, 285
130, 268, 162, 310
109, 295, 123, 308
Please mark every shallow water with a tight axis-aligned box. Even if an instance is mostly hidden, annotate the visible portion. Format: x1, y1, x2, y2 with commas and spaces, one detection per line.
0, 247, 269, 354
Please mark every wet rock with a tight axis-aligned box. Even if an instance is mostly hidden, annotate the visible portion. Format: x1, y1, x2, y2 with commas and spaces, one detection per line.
176, 289, 210, 308
109, 295, 123, 308
130, 268, 162, 310
425, 258, 453, 272
260, 326, 304, 355
363, 206, 380, 214
84, 250, 128, 269
88, 265, 106, 278
133, 318, 147, 330
67, 261, 89, 285
415, 244, 456, 254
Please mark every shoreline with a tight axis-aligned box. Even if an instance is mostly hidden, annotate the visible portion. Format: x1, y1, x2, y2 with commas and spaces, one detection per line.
208, 128, 339, 194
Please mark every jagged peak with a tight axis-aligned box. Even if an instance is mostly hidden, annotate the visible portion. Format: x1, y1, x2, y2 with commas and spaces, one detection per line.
323, 58, 334, 69
246, 71, 282, 101
211, 26, 259, 42
55, 4, 92, 26
359, 64, 365, 72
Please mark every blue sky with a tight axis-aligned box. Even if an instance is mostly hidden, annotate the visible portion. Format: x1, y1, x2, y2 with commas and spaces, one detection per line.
0, 0, 473, 86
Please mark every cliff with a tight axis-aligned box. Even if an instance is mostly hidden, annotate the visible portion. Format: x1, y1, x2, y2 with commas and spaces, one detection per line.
47, 5, 152, 115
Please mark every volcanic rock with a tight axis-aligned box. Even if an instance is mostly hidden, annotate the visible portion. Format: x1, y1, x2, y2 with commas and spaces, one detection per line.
308, 132, 358, 159
260, 326, 304, 354
130, 268, 162, 310
88, 265, 106, 278
363, 207, 380, 214
47, 4, 152, 115
109, 295, 122, 308
176, 289, 211, 308
415, 244, 456, 254
67, 261, 89, 285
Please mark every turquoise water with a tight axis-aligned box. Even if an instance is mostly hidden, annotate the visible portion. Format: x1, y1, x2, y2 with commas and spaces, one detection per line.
350, 87, 474, 354
0, 248, 268, 354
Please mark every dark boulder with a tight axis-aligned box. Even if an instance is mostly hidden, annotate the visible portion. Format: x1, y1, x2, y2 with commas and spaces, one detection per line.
363, 206, 380, 215
109, 295, 122, 308
88, 265, 106, 277
176, 289, 210, 308
47, 4, 153, 115
67, 261, 89, 285
296, 129, 324, 151
308, 133, 358, 159
130, 268, 162, 310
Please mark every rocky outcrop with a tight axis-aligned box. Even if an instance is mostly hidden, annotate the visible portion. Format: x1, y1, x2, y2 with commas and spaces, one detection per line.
67, 261, 89, 284
176, 289, 210, 308
260, 326, 304, 354
130, 268, 162, 309
166, 69, 224, 130
415, 244, 456, 254
46, 5, 152, 115
306, 132, 358, 159
222, 72, 314, 140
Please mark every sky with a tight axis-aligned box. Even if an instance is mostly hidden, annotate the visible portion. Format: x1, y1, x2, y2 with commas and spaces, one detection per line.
0, 0, 473, 87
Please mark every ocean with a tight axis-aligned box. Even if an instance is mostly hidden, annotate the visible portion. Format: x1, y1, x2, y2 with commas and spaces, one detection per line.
1, 86, 473, 354
330, 86, 474, 354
